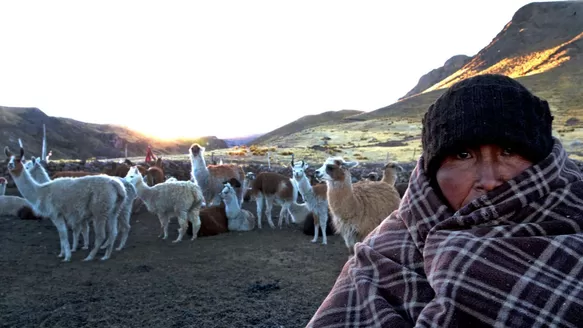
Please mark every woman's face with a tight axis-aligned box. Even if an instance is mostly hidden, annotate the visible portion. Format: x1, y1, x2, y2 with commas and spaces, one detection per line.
436, 144, 533, 211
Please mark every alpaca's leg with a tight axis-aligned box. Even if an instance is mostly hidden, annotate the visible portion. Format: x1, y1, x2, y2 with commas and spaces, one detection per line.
173, 211, 189, 243
83, 218, 106, 261
265, 195, 276, 229
255, 194, 264, 229
71, 222, 81, 252
116, 208, 132, 251
319, 210, 328, 245
81, 221, 90, 250
311, 213, 320, 243
161, 215, 170, 240
188, 209, 201, 241
54, 217, 71, 261
278, 204, 288, 229
344, 232, 357, 258
157, 215, 168, 239
101, 211, 119, 260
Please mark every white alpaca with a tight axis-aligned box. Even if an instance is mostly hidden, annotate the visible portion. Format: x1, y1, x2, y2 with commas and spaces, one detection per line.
189, 143, 245, 206
100, 177, 137, 251
24, 156, 91, 251
220, 180, 256, 231
292, 160, 330, 244
0, 195, 36, 217
125, 166, 204, 242
5, 146, 126, 262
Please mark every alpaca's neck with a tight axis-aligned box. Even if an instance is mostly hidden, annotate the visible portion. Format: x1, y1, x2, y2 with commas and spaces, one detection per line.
327, 178, 356, 209
382, 172, 397, 186
0, 184, 5, 196
223, 195, 242, 219
31, 165, 51, 183
134, 178, 155, 203
297, 175, 317, 206
11, 168, 41, 205
191, 156, 210, 188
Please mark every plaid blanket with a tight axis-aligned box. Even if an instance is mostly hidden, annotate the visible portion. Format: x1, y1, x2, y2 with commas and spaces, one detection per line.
307, 140, 583, 327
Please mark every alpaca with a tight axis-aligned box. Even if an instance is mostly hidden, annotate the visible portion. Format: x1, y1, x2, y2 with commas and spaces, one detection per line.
5, 145, 126, 262
364, 172, 380, 181
186, 203, 229, 237
292, 160, 330, 244
220, 179, 256, 231
244, 171, 303, 229
124, 166, 204, 242
103, 161, 147, 177
24, 156, 91, 251
145, 157, 165, 186
189, 143, 245, 206
99, 177, 138, 251
314, 157, 402, 256
0, 195, 37, 218
0, 177, 6, 196
380, 161, 404, 185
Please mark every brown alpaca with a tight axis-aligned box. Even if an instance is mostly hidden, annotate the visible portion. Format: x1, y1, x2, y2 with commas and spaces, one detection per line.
51, 171, 102, 179
186, 203, 229, 237
245, 171, 303, 229
103, 162, 147, 177
314, 157, 401, 256
146, 157, 165, 186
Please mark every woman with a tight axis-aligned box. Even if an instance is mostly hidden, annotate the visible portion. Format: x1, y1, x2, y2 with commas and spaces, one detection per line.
307, 74, 583, 327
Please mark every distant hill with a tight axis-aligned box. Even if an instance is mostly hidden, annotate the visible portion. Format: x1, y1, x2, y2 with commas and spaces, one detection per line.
0, 106, 227, 160
250, 1, 583, 163
224, 133, 265, 147
251, 109, 363, 145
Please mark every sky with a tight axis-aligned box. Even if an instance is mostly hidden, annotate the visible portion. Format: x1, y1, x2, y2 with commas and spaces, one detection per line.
0, 0, 554, 140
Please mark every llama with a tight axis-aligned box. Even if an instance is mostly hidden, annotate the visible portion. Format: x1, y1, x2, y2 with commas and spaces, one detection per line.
124, 166, 204, 242
291, 160, 330, 244
244, 171, 304, 229
314, 157, 402, 256
189, 143, 245, 206
0, 177, 6, 196
220, 180, 256, 231
5, 145, 126, 262
24, 156, 91, 251
364, 172, 380, 181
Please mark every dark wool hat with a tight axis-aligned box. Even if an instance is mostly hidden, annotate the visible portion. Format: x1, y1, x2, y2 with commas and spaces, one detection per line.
421, 74, 554, 179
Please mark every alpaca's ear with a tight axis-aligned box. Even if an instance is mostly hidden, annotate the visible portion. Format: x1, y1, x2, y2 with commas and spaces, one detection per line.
4, 146, 11, 158
343, 161, 359, 169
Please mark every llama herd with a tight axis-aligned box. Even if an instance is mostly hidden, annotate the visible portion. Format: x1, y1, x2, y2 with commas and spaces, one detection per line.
1, 141, 405, 262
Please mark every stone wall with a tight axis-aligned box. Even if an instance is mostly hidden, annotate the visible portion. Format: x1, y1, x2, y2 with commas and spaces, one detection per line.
2, 158, 582, 189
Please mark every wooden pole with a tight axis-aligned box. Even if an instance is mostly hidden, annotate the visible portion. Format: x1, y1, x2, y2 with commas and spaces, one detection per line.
41, 123, 47, 161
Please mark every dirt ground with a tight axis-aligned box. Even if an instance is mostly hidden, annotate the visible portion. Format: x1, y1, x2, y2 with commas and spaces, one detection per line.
0, 187, 349, 328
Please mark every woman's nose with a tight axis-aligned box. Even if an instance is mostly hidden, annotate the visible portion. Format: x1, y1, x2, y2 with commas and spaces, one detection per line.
476, 164, 503, 192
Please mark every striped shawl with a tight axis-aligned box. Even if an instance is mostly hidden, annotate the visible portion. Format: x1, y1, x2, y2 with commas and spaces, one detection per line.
307, 140, 583, 327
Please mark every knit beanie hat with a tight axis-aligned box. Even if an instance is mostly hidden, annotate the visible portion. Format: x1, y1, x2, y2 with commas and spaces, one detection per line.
421, 74, 554, 179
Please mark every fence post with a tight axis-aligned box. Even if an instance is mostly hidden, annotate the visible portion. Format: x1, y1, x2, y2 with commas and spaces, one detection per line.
125, 143, 128, 158
267, 151, 271, 169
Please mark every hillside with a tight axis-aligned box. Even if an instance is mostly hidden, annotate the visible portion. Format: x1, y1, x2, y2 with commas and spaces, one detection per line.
0, 106, 227, 160
246, 1, 583, 164
251, 109, 363, 145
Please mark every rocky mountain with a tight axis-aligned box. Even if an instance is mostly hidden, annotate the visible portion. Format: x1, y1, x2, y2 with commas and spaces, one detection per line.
0, 106, 227, 160
399, 55, 471, 100
405, 1, 583, 97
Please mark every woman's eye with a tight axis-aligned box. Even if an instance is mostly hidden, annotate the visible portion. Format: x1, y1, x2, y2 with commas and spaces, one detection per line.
502, 147, 513, 156
456, 151, 471, 160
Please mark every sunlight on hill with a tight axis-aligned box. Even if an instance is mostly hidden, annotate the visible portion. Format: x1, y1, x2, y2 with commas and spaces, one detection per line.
424, 31, 583, 93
